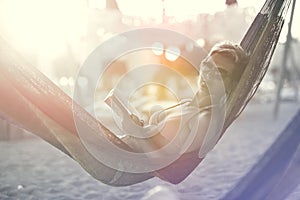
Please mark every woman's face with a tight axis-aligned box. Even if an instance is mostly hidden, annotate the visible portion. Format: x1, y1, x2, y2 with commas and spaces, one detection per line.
199, 53, 237, 96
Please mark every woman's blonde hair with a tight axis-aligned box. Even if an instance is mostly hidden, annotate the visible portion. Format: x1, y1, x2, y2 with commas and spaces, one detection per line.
198, 41, 249, 96
209, 41, 249, 78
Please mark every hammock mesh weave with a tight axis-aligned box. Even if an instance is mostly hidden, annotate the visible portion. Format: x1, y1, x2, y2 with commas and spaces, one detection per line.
0, 0, 292, 186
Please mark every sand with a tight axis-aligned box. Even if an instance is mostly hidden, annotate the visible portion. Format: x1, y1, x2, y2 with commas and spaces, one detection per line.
0, 100, 299, 200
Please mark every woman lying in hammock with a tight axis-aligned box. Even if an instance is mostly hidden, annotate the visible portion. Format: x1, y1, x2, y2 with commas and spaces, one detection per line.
0, 39, 248, 186
105, 41, 249, 183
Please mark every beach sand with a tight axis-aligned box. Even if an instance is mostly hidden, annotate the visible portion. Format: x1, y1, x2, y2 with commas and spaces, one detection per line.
0, 100, 299, 200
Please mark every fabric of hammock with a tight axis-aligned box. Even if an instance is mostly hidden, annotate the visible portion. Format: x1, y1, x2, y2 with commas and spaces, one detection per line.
222, 109, 300, 200
224, 0, 291, 130
0, 0, 292, 187
0, 36, 155, 186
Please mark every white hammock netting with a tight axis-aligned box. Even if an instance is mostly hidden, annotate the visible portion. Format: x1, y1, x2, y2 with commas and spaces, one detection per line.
0, 0, 292, 186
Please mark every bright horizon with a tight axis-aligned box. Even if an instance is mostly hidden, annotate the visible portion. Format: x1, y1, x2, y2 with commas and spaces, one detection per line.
0, 0, 298, 58
117, 0, 299, 41
90, 0, 299, 40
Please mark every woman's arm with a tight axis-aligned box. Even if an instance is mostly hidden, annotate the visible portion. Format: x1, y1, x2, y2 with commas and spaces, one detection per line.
121, 109, 211, 184
121, 108, 211, 154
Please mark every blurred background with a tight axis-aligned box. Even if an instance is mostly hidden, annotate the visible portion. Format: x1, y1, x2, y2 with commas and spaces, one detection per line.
0, 0, 299, 199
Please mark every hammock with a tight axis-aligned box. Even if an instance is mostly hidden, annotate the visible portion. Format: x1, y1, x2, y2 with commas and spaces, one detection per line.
224, 0, 291, 129
0, 0, 292, 186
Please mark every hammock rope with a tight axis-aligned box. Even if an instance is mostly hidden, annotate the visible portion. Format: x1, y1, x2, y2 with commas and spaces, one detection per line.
225, 0, 291, 130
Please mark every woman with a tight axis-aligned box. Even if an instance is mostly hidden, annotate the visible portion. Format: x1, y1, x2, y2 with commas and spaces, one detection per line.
0, 37, 248, 185
107, 41, 249, 183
